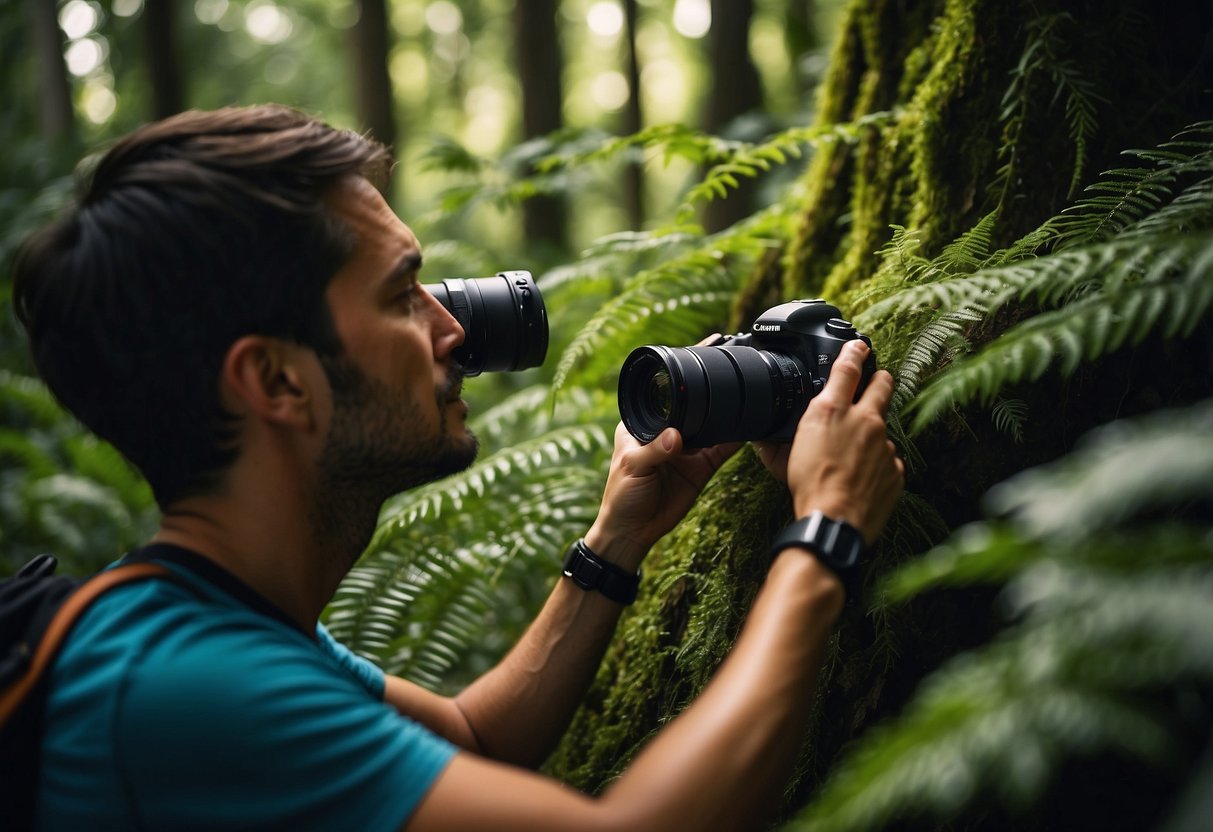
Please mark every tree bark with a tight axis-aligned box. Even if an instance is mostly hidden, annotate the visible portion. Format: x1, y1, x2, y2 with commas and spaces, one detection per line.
621, 0, 645, 230
547, 1, 1212, 825
703, 0, 763, 232
352, 0, 398, 177
512, 0, 567, 251
30, 0, 75, 141
142, 0, 185, 118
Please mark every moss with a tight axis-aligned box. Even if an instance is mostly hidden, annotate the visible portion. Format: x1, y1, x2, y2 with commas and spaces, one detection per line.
546, 448, 790, 788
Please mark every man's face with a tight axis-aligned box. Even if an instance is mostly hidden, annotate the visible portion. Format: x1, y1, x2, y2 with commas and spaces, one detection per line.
315, 176, 478, 502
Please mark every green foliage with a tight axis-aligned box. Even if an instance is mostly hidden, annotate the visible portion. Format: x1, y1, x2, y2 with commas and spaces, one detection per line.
0, 371, 156, 577
854, 121, 1213, 433
791, 400, 1213, 831
991, 13, 1107, 204
325, 388, 616, 691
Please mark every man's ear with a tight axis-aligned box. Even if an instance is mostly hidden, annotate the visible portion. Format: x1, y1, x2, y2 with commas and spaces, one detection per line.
220, 335, 317, 430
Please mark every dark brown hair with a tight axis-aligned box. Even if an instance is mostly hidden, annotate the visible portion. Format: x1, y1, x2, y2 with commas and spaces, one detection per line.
13, 105, 391, 507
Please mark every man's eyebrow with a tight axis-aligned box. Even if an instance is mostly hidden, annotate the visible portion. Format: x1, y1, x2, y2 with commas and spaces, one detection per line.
383, 251, 423, 288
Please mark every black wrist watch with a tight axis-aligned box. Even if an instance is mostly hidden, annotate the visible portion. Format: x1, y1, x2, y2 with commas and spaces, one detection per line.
562, 538, 641, 605
770, 511, 865, 594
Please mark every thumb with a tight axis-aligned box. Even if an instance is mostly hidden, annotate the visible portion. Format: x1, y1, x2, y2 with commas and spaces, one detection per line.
658, 427, 681, 454
634, 427, 680, 462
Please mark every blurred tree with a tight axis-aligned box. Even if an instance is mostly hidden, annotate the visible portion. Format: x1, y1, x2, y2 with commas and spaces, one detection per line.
512, 0, 567, 250
353, 0, 398, 168
621, 0, 644, 229
29, 0, 74, 143
142, 0, 185, 117
703, 0, 762, 232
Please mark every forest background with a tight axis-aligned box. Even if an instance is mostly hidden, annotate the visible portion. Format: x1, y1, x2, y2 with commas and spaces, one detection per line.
2, 1, 1211, 830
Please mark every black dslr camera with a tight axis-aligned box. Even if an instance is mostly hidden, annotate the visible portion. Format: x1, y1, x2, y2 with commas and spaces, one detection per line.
424, 270, 548, 375
618, 299, 875, 447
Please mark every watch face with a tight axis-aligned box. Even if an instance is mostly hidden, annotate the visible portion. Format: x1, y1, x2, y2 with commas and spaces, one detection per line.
774, 512, 864, 578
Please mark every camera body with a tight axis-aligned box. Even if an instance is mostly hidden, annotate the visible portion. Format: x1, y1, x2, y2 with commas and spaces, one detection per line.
618, 299, 875, 447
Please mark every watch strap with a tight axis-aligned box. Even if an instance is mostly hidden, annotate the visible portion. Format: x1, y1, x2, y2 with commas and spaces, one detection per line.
771, 511, 865, 594
562, 539, 640, 605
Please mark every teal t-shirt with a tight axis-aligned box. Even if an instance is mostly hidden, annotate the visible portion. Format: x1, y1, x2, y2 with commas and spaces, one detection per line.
36, 549, 457, 830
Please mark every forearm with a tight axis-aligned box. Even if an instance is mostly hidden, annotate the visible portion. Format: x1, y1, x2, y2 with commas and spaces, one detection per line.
598, 549, 843, 830
454, 568, 628, 767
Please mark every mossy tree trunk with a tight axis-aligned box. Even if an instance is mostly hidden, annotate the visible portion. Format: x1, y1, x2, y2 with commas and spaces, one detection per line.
547, 0, 1211, 826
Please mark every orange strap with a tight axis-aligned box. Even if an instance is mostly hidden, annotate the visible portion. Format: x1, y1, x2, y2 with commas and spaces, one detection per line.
0, 563, 170, 724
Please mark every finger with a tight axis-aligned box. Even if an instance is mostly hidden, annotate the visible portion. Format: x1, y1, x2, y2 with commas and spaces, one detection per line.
694, 332, 724, 347
618, 426, 681, 474
815, 339, 869, 409
860, 369, 895, 416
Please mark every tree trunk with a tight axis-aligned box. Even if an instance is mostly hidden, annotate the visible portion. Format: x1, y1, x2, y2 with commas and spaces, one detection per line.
546, 0, 1212, 825
142, 0, 185, 118
352, 0, 397, 177
512, 0, 567, 251
29, 0, 75, 141
703, 0, 763, 233
621, 0, 645, 230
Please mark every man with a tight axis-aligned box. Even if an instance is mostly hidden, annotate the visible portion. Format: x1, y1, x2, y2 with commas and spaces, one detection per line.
13, 105, 904, 830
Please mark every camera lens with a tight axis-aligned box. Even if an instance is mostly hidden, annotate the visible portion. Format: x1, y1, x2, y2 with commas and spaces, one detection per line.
424, 271, 549, 376
618, 344, 808, 446
645, 369, 674, 421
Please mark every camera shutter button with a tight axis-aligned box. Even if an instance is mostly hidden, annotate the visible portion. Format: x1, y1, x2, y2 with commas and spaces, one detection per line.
826, 318, 856, 337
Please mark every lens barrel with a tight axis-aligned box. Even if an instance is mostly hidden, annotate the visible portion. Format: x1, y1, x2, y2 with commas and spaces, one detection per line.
424, 271, 549, 376
618, 344, 808, 447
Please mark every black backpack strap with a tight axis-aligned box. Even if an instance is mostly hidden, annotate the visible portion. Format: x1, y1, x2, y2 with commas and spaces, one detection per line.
1, 560, 185, 832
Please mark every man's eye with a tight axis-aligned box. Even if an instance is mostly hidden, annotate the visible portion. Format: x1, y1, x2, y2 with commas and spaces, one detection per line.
397, 285, 419, 308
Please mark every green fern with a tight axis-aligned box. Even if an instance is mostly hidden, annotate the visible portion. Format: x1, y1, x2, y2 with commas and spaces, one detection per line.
552, 200, 792, 395
989, 397, 1028, 444
907, 233, 1213, 432
990, 13, 1107, 205
327, 415, 614, 689
1050, 121, 1213, 248
792, 399, 1213, 832
675, 111, 895, 225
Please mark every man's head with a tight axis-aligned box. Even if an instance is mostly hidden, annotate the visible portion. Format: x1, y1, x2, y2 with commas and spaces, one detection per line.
12, 105, 414, 507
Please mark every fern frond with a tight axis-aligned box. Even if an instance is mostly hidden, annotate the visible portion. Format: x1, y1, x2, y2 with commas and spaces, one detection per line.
885, 397, 1213, 597
675, 111, 894, 223
373, 423, 612, 538
329, 457, 608, 688
860, 234, 1161, 324
1051, 121, 1213, 248
873, 224, 931, 282
795, 565, 1213, 832
470, 385, 611, 452
934, 210, 999, 276
907, 233, 1213, 432
888, 307, 982, 413
990, 397, 1028, 443
551, 203, 789, 394
885, 524, 1211, 601
984, 398, 1213, 540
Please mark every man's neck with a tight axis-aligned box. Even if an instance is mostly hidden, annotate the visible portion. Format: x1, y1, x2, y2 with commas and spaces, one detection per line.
153, 492, 365, 631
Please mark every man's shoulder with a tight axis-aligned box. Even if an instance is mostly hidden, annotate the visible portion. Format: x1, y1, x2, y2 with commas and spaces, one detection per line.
50, 567, 341, 714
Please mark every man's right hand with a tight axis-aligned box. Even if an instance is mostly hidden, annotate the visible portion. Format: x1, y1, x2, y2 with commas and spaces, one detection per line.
753, 338, 904, 544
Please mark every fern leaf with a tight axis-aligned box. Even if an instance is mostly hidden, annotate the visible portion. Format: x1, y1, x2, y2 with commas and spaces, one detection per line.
990, 397, 1028, 443
551, 204, 789, 394
795, 566, 1213, 832
984, 398, 1213, 540
907, 236, 1213, 432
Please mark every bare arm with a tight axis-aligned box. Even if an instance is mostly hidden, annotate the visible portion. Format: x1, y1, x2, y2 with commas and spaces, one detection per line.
387, 376, 743, 766
406, 550, 843, 832
383, 567, 636, 765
